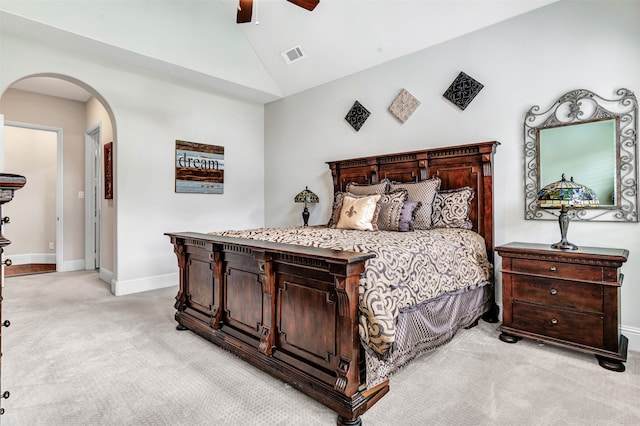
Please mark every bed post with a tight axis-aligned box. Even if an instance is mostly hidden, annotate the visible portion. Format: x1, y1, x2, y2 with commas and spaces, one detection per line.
170, 240, 189, 330
256, 252, 275, 356
480, 142, 500, 323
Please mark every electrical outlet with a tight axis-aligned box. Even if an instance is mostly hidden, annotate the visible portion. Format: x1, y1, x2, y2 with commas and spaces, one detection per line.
78, 191, 85, 199
49, 242, 55, 250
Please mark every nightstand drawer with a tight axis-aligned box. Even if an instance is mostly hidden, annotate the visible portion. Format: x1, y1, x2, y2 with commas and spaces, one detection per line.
511, 258, 603, 281
512, 302, 604, 348
511, 274, 603, 313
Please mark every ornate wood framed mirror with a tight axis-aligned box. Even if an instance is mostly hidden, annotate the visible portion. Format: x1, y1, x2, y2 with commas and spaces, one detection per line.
524, 88, 638, 222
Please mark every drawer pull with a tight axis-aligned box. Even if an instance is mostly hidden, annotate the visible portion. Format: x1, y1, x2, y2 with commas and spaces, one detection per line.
549, 266, 557, 272
551, 318, 558, 325
550, 289, 558, 295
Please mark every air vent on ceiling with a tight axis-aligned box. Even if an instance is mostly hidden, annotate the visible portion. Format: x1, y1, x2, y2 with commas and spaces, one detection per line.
281, 45, 305, 65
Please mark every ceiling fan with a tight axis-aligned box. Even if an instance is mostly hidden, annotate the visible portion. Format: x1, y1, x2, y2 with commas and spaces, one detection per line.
237, 0, 319, 24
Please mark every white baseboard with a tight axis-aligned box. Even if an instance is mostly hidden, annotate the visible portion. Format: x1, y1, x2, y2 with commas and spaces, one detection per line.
100, 267, 113, 285
622, 325, 640, 353
4, 254, 86, 273
59, 259, 86, 272
111, 272, 178, 296
4, 253, 55, 265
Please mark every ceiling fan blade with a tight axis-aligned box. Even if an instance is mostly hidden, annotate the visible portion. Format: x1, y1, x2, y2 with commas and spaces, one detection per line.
237, 0, 253, 23
287, 0, 320, 12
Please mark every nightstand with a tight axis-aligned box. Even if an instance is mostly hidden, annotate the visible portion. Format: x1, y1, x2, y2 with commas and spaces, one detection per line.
495, 242, 629, 372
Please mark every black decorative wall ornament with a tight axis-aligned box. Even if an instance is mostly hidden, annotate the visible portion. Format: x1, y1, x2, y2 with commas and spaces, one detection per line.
345, 100, 371, 131
443, 71, 484, 110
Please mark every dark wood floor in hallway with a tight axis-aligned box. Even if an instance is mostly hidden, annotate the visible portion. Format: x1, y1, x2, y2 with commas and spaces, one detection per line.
4, 263, 56, 277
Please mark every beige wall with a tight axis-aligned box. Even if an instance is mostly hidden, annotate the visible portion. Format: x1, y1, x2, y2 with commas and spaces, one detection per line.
1, 88, 86, 268
3, 126, 56, 258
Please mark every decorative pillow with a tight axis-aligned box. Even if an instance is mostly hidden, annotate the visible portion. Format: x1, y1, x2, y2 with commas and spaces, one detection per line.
389, 178, 441, 229
432, 187, 475, 229
328, 189, 407, 228
336, 194, 381, 231
378, 201, 422, 232
327, 191, 348, 228
346, 178, 390, 196
397, 201, 422, 232
379, 188, 408, 204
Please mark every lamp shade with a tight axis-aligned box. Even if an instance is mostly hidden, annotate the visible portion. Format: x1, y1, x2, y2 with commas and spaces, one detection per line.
537, 174, 598, 250
294, 186, 319, 204
537, 174, 599, 208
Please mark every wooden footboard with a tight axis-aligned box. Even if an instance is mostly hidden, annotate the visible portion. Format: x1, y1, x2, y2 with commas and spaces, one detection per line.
166, 231, 387, 425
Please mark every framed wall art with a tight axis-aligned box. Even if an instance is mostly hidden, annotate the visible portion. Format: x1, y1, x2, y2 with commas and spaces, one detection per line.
175, 140, 225, 194
104, 141, 113, 199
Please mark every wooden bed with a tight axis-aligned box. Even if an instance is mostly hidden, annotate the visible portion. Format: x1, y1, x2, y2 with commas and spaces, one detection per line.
166, 140, 499, 425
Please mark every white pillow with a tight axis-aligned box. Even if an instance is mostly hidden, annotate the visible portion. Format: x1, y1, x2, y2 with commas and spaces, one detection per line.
336, 194, 381, 231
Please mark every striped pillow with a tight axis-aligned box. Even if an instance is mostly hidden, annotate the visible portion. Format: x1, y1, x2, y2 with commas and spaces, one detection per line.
378, 201, 422, 232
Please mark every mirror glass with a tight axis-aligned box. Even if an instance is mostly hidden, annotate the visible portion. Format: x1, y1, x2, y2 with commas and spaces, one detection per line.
538, 119, 617, 206
524, 89, 638, 222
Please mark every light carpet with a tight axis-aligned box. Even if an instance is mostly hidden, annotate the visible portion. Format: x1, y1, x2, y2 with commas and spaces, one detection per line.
2, 270, 639, 425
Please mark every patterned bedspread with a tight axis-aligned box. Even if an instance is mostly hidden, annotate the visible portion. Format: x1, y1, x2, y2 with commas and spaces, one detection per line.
210, 227, 492, 356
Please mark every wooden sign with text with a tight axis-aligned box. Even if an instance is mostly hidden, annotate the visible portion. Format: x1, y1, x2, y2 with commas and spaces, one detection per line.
175, 140, 224, 194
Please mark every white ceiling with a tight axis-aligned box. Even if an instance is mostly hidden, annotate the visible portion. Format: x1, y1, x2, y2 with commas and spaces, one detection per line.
10, 77, 94, 102
2, 0, 558, 104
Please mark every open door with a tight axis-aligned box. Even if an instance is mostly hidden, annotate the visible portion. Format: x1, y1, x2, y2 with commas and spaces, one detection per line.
85, 125, 101, 270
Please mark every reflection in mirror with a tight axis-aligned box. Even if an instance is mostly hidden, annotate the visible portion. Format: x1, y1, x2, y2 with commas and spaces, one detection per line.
525, 89, 638, 222
539, 119, 616, 206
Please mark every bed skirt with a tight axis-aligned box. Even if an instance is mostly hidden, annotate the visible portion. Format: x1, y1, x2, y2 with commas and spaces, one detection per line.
364, 284, 492, 388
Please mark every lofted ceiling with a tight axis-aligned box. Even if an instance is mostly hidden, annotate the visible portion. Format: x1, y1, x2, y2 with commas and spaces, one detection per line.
1, 0, 558, 104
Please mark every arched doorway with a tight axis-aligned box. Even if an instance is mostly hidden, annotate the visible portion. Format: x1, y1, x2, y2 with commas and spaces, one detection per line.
0, 74, 117, 289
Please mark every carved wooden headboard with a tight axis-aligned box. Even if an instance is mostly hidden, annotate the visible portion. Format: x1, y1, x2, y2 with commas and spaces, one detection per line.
326, 141, 500, 262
